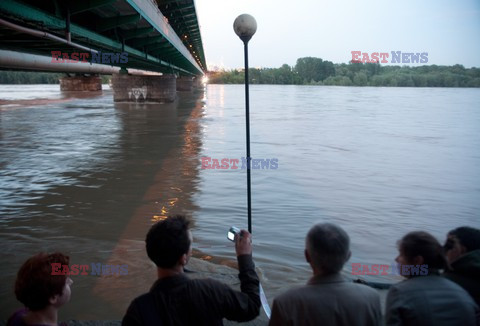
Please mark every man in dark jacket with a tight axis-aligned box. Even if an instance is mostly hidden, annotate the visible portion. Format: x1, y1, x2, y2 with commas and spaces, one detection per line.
443, 226, 480, 305
122, 215, 260, 326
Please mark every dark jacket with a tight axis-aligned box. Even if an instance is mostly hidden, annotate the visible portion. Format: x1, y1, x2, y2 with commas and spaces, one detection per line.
122, 254, 260, 326
444, 249, 480, 305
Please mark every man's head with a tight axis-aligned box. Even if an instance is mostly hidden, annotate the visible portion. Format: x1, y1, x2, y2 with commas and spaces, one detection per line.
15, 252, 72, 311
305, 223, 351, 275
444, 226, 480, 263
146, 215, 192, 269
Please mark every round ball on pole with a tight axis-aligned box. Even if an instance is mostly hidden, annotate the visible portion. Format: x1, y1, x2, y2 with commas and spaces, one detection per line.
233, 14, 257, 42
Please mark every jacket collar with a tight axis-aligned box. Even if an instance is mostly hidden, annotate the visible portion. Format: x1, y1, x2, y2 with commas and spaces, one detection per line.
308, 273, 346, 285
451, 249, 480, 275
151, 273, 189, 292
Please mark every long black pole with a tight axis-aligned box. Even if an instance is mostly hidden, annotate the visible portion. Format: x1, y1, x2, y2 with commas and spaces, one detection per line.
243, 40, 252, 234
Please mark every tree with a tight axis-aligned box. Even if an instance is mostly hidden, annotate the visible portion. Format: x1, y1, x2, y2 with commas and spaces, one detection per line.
294, 57, 335, 83
353, 72, 368, 86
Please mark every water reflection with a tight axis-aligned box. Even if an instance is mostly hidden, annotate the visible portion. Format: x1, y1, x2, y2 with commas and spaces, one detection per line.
91, 91, 207, 317
0, 87, 206, 319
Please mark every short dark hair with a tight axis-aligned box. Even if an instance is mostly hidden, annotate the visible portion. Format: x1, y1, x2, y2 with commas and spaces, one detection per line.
399, 231, 447, 270
448, 227, 480, 252
306, 223, 350, 274
146, 215, 191, 268
15, 252, 69, 311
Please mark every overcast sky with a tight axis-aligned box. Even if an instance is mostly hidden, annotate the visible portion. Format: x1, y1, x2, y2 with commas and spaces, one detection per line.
195, 0, 480, 70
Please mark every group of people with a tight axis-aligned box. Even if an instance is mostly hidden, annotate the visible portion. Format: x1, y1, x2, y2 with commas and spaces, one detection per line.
7, 215, 480, 326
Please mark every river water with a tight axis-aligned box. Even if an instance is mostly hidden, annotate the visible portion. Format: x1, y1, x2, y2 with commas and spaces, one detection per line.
0, 84, 479, 319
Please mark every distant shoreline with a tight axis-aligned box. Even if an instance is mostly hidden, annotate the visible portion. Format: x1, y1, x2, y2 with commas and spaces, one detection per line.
208, 57, 480, 88
1, 59, 479, 87
205, 83, 480, 88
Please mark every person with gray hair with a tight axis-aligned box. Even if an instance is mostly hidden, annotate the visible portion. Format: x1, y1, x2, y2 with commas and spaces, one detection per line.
269, 223, 382, 326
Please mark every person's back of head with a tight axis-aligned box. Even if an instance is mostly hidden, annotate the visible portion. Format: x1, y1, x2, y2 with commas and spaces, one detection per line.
444, 226, 480, 306
15, 252, 71, 311
124, 217, 261, 325
305, 223, 350, 275
146, 215, 192, 268
447, 226, 480, 252
398, 231, 447, 274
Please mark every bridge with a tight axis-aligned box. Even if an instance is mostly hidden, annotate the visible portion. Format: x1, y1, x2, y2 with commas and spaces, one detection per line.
0, 0, 207, 101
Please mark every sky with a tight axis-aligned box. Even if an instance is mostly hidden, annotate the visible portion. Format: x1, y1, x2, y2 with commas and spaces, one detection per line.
195, 0, 480, 70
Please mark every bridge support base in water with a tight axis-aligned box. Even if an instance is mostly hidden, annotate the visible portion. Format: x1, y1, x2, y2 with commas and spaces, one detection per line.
111, 74, 176, 103
193, 77, 205, 92
60, 76, 102, 91
176, 76, 194, 92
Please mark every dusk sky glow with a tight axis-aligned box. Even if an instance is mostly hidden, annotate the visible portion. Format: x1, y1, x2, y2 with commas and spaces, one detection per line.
195, 0, 480, 70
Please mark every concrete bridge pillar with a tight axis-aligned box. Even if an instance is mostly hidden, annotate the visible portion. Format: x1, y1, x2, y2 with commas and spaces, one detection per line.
60, 75, 102, 91
111, 74, 176, 103
176, 76, 193, 91
193, 76, 205, 91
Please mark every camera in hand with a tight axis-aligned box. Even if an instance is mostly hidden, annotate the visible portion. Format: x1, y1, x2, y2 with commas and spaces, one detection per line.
227, 226, 241, 242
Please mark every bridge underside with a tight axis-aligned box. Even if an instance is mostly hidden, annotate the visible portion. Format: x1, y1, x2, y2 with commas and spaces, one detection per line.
0, 0, 206, 76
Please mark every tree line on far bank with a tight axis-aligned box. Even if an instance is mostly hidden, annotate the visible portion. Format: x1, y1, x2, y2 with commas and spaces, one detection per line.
209, 57, 480, 87
1, 58, 479, 87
